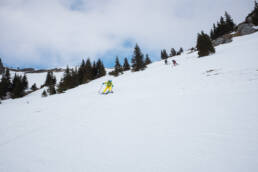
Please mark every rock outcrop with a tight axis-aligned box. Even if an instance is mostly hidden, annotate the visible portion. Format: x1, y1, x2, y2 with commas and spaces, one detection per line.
236, 23, 256, 36
212, 34, 233, 47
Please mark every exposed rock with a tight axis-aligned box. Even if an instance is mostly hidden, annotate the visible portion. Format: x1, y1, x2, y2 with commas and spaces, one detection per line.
212, 34, 232, 47
246, 15, 253, 23
236, 23, 256, 36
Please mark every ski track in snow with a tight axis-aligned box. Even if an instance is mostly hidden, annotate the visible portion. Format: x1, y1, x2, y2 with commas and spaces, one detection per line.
0, 33, 258, 172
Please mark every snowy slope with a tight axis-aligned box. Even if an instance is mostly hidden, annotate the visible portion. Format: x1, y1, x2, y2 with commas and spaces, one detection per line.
0, 33, 258, 172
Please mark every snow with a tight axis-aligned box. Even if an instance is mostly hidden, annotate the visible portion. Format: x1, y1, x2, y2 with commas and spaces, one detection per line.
1, 32, 258, 172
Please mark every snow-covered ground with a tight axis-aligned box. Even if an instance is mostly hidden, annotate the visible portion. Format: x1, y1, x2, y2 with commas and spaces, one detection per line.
0, 32, 258, 172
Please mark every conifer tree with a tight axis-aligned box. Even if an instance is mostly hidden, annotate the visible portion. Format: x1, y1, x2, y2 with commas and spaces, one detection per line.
196, 31, 215, 57
251, 1, 258, 25
79, 58, 93, 84
144, 54, 152, 65
225, 11, 235, 32
0, 58, 4, 74
44, 71, 56, 87
131, 44, 146, 71
71, 68, 80, 87
123, 57, 130, 71
22, 75, 28, 90
218, 16, 226, 36
113, 57, 123, 76
47, 85, 56, 95
0, 81, 4, 99
210, 23, 217, 40
11, 74, 25, 98
31, 83, 38, 91
96, 59, 106, 78
91, 62, 98, 79
0, 68, 11, 98
44, 71, 56, 95
57, 66, 72, 93
84, 58, 93, 82
42, 90, 48, 97
78, 59, 86, 84
170, 48, 177, 57
161, 49, 169, 60
210, 12, 235, 40
210, 29, 214, 40
177, 47, 184, 55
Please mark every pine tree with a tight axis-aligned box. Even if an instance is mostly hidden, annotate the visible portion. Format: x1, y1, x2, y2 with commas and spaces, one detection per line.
170, 48, 177, 57
91, 62, 98, 79
177, 47, 184, 55
96, 59, 106, 78
11, 74, 25, 98
22, 75, 28, 90
210, 29, 214, 40
219, 16, 226, 36
79, 58, 93, 84
47, 85, 56, 95
196, 31, 215, 57
0, 68, 11, 98
57, 66, 72, 93
225, 11, 235, 32
71, 68, 80, 88
84, 58, 93, 82
131, 44, 146, 71
123, 58, 130, 71
145, 54, 152, 65
161, 49, 168, 60
31, 83, 38, 91
41, 90, 48, 97
44, 71, 56, 87
210, 13, 235, 40
252, 1, 258, 25
210, 23, 217, 40
0, 58, 4, 74
0, 79, 5, 99
113, 57, 123, 76
78, 59, 86, 84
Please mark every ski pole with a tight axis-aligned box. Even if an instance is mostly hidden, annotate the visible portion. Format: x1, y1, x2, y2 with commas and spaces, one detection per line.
98, 84, 104, 94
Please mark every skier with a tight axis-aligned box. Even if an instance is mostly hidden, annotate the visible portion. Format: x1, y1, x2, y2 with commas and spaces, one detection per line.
164, 59, 168, 65
172, 59, 178, 66
102, 80, 114, 94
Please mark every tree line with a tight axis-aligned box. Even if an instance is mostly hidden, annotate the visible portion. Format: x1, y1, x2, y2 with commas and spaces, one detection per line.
41, 58, 106, 96
0, 68, 29, 99
196, 11, 235, 58
210, 12, 236, 40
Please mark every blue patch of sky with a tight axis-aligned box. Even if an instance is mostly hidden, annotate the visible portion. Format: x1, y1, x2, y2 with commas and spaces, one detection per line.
100, 41, 160, 68
69, 0, 84, 11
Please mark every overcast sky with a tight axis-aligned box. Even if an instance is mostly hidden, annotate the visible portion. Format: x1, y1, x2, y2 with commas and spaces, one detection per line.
0, 0, 254, 69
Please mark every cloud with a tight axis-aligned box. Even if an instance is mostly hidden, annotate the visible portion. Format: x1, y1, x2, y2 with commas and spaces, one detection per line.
0, 0, 253, 68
